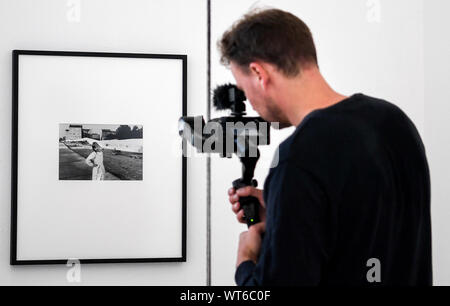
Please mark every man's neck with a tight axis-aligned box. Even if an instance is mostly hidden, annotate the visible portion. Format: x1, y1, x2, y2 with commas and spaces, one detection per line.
276, 67, 348, 127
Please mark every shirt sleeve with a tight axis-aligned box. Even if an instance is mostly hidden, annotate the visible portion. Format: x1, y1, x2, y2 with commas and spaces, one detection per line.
85, 152, 96, 167
235, 161, 336, 286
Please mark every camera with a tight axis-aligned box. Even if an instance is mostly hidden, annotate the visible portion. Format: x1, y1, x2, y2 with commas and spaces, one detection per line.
178, 84, 270, 157
178, 84, 271, 227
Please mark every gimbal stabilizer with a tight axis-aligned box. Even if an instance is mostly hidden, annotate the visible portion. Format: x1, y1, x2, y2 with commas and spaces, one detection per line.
178, 84, 270, 227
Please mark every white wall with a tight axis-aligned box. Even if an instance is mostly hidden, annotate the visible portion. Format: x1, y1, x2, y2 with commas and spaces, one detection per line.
210, 0, 430, 285
0, 0, 449, 286
424, 0, 450, 286
0, 0, 207, 285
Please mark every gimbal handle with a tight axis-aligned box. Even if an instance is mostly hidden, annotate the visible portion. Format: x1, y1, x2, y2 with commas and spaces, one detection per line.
232, 178, 260, 228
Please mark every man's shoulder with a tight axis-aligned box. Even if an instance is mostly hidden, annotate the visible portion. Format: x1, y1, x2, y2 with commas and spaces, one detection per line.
278, 93, 411, 165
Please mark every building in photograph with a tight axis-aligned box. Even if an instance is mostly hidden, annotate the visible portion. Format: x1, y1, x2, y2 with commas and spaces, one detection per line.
101, 129, 116, 140
65, 124, 82, 140
91, 133, 101, 140
82, 128, 91, 138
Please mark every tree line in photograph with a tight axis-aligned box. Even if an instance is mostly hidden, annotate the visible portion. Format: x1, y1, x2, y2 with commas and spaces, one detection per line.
103, 125, 143, 140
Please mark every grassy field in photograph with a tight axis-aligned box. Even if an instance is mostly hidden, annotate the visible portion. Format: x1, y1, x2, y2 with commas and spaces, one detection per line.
65, 143, 143, 180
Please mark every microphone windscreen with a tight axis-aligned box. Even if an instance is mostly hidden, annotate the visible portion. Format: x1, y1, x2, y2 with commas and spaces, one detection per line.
213, 83, 246, 110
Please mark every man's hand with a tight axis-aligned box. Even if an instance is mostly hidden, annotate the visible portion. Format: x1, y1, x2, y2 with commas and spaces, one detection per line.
228, 186, 266, 224
229, 186, 266, 267
236, 222, 266, 267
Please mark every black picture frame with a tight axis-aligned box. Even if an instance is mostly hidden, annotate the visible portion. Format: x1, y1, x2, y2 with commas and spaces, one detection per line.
11, 50, 187, 265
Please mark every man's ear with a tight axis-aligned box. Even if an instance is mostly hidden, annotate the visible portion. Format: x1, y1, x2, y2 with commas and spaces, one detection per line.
249, 62, 269, 90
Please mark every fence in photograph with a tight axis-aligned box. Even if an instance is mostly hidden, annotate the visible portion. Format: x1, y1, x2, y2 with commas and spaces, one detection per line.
61, 138, 143, 180
65, 138, 143, 153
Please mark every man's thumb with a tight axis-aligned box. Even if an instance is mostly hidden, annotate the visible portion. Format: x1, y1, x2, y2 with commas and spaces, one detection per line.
237, 186, 259, 198
250, 222, 266, 235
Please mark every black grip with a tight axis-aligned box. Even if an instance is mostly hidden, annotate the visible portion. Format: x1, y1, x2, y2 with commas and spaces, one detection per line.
232, 179, 260, 228
239, 195, 260, 227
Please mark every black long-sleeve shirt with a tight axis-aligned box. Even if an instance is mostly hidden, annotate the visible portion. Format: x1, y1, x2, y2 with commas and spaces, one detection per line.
235, 93, 432, 286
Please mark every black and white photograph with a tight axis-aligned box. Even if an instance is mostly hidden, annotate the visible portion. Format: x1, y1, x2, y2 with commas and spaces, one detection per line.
59, 123, 144, 181
11, 50, 186, 266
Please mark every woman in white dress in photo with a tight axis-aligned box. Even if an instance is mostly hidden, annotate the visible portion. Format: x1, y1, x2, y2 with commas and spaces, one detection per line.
85, 142, 106, 180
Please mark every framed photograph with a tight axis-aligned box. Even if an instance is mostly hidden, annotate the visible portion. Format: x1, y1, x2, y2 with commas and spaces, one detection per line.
11, 50, 187, 265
